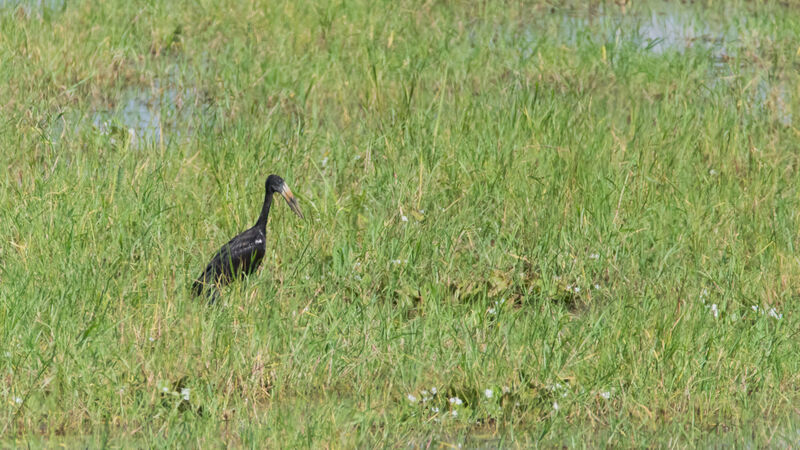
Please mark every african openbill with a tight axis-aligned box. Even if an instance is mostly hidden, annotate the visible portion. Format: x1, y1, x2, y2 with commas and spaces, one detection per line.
192, 174, 304, 302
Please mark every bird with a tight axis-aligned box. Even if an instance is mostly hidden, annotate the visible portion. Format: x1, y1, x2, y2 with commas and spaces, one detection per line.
192, 174, 304, 303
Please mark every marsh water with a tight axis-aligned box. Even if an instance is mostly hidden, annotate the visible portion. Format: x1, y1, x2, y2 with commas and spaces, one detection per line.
12, 1, 791, 145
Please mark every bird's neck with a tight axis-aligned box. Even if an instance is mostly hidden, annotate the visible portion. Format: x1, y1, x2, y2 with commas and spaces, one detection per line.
255, 189, 273, 229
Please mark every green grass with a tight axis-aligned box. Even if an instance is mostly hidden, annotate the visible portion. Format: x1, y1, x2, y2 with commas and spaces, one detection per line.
1, 0, 800, 446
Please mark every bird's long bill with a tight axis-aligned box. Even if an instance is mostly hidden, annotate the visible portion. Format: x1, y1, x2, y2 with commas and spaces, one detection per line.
280, 183, 304, 219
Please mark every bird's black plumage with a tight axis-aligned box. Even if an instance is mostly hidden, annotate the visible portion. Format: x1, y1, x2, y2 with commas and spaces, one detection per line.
192, 174, 303, 302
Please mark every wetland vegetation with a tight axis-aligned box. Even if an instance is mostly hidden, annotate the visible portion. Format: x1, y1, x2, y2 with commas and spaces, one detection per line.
1, 0, 799, 446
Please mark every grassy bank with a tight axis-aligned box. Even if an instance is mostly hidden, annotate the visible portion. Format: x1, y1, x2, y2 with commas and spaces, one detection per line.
1, 0, 799, 446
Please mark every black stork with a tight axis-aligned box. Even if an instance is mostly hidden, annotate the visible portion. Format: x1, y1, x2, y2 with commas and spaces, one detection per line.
192, 174, 304, 302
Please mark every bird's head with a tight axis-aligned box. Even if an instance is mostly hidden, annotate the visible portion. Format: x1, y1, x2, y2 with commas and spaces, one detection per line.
266, 174, 304, 219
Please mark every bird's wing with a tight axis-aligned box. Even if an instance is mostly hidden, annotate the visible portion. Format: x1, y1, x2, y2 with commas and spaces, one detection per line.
220, 230, 263, 265
194, 229, 263, 294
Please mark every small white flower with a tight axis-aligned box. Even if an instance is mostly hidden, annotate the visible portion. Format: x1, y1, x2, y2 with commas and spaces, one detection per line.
593, 284, 600, 290
430, 387, 437, 395
589, 253, 599, 260
431, 407, 439, 413
162, 387, 168, 393
488, 307, 496, 315
565, 284, 572, 292
181, 388, 190, 401
600, 391, 611, 400
484, 389, 493, 398
452, 410, 458, 417
13, 396, 22, 404
149, 337, 155, 342
392, 259, 402, 265
768, 308, 783, 319
321, 157, 328, 167
552, 401, 559, 411
422, 396, 430, 403
407, 394, 417, 403
502, 386, 510, 394
709, 169, 718, 176
401, 215, 408, 222
354, 155, 361, 160
420, 209, 425, 213
752, 305, 759, 313
449, 397, 463, 405
710, 303, 719, 319
421, 389, 428, 396
573, 286, 581, 293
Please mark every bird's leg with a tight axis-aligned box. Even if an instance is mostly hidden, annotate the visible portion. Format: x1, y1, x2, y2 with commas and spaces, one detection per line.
207, 287, 220, 306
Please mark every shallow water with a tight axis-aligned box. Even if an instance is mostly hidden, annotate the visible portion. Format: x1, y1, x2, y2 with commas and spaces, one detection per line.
636, 8, 735, 56
43, 83, 208, 148
544, 4, 792, 127
550, 4, 736, 56
91, 84, 204, 146
0, 0, 64, 14
754, 80, 792, 127
36, 2, 793, 144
